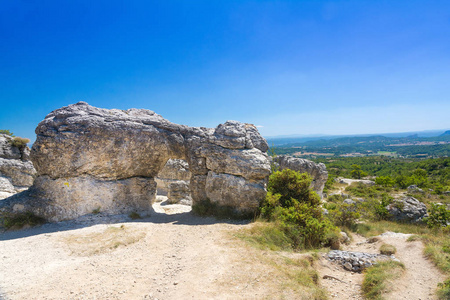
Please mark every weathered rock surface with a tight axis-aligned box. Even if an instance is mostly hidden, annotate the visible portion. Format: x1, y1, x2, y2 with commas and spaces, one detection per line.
167, 180, 192, 205
0, 102, 270, 221
273, 155, 328, 197
0, 134, 36, 199
386, 196, 428, 223
155, 159, 191, 198
327, 250, 397, 272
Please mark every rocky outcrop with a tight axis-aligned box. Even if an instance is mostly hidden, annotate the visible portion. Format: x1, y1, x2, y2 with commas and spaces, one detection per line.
386, 196, 428, 223
273, 155, 328, 197
0, 134, 36, 199
0, 102, 270, 221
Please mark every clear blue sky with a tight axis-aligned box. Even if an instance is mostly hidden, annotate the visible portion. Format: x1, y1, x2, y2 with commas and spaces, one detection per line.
1, 0, 449, 141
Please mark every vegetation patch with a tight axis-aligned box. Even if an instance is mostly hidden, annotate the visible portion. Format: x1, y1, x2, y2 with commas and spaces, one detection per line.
10, 136, 30, 148
63, 225, 145, 256
379, 243, 396, 255
1, 211, 46, 229
192, 198, 254, 220
128, 211, 142, 220
362, 260, 405, 300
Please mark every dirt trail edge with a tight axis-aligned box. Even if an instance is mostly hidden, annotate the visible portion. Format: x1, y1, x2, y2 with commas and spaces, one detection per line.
317, 232, 445, 300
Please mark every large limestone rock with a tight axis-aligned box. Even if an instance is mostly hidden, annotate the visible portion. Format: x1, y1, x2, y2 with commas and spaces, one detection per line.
273, 155, 328, 197
0, 102, 270, 221
0, 134, 36, 199
386, 196, 428, 223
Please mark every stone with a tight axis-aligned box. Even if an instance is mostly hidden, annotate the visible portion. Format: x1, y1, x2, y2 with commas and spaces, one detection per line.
0, 134, 36, 199
167, 181, 192, 205
205, 172, 266, 215
327, 250, 395, 272
155, 159, 191, 196
386, 196, 428, 223
273, 155, 328, 197
0, 102, 270, 221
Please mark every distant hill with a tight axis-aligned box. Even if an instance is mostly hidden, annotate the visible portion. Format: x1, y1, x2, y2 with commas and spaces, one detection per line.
266, 129, 450, 146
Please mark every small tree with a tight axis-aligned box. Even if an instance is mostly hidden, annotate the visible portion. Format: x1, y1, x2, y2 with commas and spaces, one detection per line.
375, 176, 395, 187
0, 129, 14, 136
350, 164, 368, 179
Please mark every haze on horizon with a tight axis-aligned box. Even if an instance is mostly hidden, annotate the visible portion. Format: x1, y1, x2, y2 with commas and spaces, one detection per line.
1, 1, 449, 141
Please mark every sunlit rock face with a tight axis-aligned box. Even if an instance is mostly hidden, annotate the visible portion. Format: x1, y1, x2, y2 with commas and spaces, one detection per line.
0, 134, 36, 200
0, 102, 270, 221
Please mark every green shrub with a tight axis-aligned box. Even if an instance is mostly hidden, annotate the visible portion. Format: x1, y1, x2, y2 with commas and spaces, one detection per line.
260, 169, 338, 249
374, 195, 393, 221
328, 203, 360, 228
0, 129, 14, 136
425, 203, 450, 228
268, 169, 320, 207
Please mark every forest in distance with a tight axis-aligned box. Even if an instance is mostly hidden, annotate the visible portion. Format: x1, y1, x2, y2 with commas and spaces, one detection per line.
269, 130, 450, 158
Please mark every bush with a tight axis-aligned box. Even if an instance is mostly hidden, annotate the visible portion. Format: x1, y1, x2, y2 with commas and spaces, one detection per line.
0, 129, 14, 136
374, 195, 393, 221
268, 169, 320, 207
10, 136, 30, 148
425, 203, 450, 228
260, 169, 338, 249
328, 203, 360, 228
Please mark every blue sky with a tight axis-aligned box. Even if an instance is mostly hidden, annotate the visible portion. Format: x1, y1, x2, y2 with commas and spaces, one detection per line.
1, 0, 449, 141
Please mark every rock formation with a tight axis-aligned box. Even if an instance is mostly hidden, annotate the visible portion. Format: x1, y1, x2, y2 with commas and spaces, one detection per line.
0, 102, 270, 221
273, 155, 328, 197
0, 134, 36, 199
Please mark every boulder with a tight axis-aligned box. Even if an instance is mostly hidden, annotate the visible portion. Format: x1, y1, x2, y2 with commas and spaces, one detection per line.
167, 180, 192, 205
273, 155, 328, 197
0, 102, 270, 221
386, 196, 428, 223
0, 134, 36, 199
155, 159, 191, 196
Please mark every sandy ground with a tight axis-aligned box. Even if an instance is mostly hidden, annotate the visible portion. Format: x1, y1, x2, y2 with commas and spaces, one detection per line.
317, 232, 445, 300
0, 199, 305, 300
0, 197, 446, 300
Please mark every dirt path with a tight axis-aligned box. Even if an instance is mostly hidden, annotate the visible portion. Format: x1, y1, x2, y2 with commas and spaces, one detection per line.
0, 202, 312, 300
317, 232, 445, 300
1, 199, 446, 300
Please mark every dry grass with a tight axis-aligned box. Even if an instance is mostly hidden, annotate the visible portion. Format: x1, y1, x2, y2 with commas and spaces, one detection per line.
379, 243, 396, 255
232, 224, 328, 299
362, 260, 405, 300
63, 225, 145, 256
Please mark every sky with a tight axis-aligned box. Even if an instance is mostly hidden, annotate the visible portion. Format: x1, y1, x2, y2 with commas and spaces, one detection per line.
1, 0, 449, 141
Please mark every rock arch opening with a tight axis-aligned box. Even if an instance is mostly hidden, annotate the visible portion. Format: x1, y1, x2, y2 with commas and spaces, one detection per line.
154, 159, 193, 214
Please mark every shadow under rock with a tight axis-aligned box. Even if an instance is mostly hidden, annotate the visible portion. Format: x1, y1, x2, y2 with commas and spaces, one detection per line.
0, 208, 251, 241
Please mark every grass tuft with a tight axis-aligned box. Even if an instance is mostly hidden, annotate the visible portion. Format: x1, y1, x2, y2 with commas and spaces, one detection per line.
362, 260, 405, 300
379, 243, 396, 256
